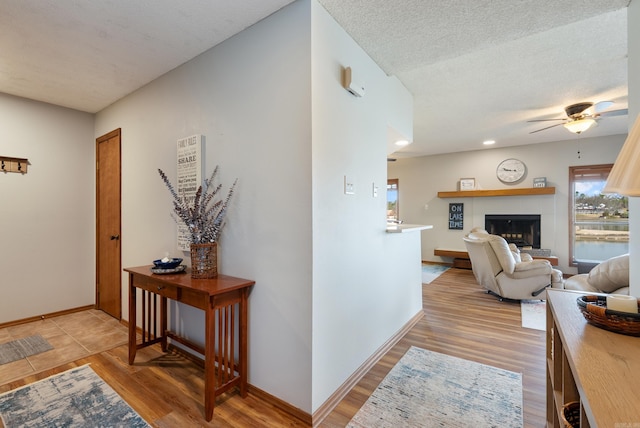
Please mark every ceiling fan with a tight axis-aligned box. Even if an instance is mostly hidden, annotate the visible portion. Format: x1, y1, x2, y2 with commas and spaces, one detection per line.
528, 101, 628, 134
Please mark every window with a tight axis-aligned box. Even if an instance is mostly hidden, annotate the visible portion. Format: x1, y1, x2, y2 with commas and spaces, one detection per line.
569, 164, 629, 265
387, 179, 399, 222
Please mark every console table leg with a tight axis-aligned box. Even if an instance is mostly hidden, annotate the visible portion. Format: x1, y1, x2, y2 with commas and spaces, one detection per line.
160, 296, 168, 352
204, 304, 215, 421
128, 280, 137, 365
239, 289, 248, 397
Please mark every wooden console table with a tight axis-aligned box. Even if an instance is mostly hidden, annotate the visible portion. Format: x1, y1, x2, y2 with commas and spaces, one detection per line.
125, 265, 255, 421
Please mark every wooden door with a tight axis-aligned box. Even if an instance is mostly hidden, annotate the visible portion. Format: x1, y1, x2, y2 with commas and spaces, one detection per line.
96, 129, 122, 319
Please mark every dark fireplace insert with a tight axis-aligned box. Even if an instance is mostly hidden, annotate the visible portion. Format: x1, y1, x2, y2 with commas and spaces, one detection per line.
485, 214, 541, 249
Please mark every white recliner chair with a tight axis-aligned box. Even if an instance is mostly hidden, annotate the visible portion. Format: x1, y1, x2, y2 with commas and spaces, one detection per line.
463, 228, 563, 300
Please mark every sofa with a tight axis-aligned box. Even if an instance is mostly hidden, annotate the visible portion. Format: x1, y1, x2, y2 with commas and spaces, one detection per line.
463, 229, 564, 300
564, 254, 630, 295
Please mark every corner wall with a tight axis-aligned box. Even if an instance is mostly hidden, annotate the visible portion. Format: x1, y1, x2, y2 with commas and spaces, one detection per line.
311, 1, 420, 412
96, 0, 314, 412
0, 93, 95, 323
94, 0, 418, 415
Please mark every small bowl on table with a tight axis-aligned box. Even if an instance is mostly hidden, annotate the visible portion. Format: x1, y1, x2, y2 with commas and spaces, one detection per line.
152, 258, 183, 270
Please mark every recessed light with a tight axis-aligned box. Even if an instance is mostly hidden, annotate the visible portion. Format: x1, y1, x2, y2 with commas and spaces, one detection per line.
483, 140, 496, 146
395, 139, 410, 147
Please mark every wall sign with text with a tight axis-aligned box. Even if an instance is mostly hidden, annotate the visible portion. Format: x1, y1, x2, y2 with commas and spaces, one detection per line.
449, 203, 464, 230
176, 134, 203, 251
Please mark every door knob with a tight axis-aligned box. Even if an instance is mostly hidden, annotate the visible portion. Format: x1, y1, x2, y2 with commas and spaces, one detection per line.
110, 235, 120, 240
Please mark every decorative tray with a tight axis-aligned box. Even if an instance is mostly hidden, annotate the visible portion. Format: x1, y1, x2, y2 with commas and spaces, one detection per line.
152, 257, 183, 269
576, 295, 640, 336
150, 264, 187, 275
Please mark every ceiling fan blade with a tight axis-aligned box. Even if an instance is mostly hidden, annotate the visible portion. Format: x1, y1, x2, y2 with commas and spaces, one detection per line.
529, 123, 564, 134
598, 108, 628, 117
527, 118, 566, 122
593, 101, 614, 113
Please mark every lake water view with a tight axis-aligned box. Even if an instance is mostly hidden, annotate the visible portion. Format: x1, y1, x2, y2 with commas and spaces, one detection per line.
574, 240, 628, 262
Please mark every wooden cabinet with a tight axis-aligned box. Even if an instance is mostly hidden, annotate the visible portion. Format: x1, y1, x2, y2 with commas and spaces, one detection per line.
546, 289, 640, 427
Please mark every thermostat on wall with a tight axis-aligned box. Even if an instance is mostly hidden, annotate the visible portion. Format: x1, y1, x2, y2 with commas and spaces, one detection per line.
343, 67, 365, 97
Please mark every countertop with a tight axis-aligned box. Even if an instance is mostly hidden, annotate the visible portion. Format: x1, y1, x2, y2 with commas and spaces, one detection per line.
386, 224, 433, 233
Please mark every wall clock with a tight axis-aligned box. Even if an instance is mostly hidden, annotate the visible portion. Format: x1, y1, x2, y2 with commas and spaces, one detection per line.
496, 158, 526, 184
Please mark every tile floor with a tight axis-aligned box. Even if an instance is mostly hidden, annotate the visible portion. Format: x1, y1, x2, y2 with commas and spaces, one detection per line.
0, 309, 128, 386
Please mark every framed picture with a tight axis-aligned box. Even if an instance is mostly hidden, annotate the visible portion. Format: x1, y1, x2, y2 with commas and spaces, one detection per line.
533, 177, 547, 188
459, 178, 475, 191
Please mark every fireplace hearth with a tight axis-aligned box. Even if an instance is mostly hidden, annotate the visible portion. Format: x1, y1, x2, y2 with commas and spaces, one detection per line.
485, 214, 541, 249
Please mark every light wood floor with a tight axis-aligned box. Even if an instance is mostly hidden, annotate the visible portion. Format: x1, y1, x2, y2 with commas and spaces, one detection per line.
0, 268, 545, 427
319, 267, 546, 428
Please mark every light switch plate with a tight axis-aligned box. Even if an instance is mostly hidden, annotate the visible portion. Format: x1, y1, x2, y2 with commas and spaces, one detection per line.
344, 175, 355, 195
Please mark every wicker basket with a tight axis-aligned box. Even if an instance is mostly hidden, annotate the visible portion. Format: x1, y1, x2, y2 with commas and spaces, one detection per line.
562, 401, 580, 428
576, 295, 640, 336
190, 242, 218, 279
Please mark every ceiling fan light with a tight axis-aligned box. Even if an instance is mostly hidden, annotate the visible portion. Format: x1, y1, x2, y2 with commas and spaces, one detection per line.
564, 118, 596, 134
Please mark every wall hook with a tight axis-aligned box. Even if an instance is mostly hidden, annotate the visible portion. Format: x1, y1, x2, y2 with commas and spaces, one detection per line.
0, 156, 29, 174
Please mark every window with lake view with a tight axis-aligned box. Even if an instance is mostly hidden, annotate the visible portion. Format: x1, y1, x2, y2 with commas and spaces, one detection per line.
569, 164, 629, 265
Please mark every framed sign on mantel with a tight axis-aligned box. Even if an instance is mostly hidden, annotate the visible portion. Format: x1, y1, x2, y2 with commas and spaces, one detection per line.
176, 134, 203, 251
459, 178, 475, 191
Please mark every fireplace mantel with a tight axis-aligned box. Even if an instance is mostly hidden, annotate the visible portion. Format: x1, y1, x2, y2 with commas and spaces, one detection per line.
437, 187, 555, 198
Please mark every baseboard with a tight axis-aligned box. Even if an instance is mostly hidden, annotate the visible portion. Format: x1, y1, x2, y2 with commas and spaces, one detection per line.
0, 304, 96, 329
248, 384, 312, 426
311, 309, 425, 427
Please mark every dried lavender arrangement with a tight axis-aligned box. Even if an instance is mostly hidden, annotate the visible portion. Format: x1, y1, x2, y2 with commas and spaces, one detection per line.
158, 166, 237, 244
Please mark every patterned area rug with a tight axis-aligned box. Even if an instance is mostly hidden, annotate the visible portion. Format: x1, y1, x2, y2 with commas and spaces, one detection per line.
348, 346, 523, 428
421, 264, 450, 284
0, 335, 53, 365
0, 364, 150, 428
521, 300, 546, 331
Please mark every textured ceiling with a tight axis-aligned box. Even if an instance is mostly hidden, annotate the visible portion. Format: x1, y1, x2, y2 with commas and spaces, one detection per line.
0, 0, 631, 156
318, 0, 631, 156
0, 0, 295, 113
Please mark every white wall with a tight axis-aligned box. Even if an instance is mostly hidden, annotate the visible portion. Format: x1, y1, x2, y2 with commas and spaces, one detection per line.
0, 93, 95, 324
388, 134, 626, 273
628, 0, 639, 296
311, 1, 420, 411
